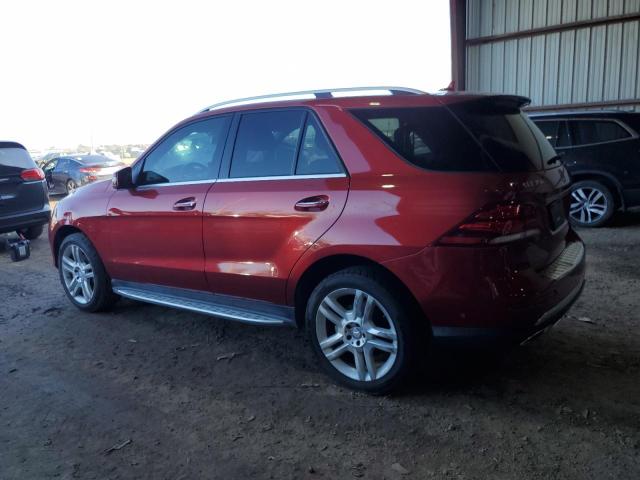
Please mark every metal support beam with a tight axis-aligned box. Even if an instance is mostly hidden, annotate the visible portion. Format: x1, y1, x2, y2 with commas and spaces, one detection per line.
449, 0, 467, 90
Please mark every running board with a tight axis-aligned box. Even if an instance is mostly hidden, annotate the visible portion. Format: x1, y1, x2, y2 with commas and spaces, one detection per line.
111, 280, 295, 327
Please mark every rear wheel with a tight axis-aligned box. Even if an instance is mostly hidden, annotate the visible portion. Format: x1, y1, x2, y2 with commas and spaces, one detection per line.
58, 233, 118, 312
17, 224, 44, 240
306, 267, 418, 394
66, 179, 77, 195
569, 180, 615, 228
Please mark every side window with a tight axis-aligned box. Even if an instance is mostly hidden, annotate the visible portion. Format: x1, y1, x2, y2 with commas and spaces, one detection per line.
55, 159, 69, 171
534, 120, 571, 148
139, 116, 231, 185
296, 115, 342, 175
535, 121, 560, 146
230, 110, 305, 178
556, 121, 570, 148
569, 120, 631, 146
43, 159, 58, 172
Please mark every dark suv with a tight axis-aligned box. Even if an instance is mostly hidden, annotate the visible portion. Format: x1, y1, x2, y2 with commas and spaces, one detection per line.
0, 141, 50, 239
530, 111, 640, 227
49, 88, 586, 393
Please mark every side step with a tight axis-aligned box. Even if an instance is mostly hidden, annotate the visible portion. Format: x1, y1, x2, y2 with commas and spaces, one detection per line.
111, 280, 295, 327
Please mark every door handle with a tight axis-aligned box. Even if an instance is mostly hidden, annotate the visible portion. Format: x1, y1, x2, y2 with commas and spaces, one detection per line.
294, 195, 329, 212
173, 197, 197, 211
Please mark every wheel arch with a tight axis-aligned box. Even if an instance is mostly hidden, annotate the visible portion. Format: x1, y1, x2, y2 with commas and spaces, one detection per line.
292, 254, 427, 333
570, 171, 625, 210
52, 225, 83, 267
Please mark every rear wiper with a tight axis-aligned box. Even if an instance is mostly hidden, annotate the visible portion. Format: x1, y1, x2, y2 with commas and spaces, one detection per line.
546, 152, 565, 166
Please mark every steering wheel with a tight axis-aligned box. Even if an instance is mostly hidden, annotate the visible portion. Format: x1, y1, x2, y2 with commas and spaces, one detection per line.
180, 162, 208, 179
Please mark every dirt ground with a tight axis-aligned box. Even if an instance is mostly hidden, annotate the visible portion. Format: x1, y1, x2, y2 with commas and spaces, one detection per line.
1, 210, 639, 480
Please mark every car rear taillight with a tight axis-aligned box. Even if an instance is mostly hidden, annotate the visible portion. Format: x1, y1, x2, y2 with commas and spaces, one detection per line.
20, 168, 45, 181
79, 167, 100, 173
437, 202, 541, 246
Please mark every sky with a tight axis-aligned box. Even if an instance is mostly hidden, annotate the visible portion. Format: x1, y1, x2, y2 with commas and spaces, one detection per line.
0, 0, 451, 151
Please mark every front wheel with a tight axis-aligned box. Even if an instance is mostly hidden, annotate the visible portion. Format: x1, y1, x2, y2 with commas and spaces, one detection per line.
306, 267, 418, 394
58, 233, 118, 312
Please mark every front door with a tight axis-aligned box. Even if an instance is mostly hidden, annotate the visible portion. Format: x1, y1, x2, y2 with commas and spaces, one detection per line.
42, 159, 60, 193
203, 109, 349, 304
106, 115, 232, 291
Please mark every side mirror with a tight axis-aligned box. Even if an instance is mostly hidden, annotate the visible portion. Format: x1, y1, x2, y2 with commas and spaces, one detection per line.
113, 167, 133, 189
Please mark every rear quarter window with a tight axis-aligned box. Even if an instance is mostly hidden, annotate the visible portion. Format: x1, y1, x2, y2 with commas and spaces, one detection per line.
350, 106, 496, 172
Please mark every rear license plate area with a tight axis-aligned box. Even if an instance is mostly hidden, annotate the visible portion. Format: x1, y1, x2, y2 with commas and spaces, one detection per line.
548, 200, 566, 231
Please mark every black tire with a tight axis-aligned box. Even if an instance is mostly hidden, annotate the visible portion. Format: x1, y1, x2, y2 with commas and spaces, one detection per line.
569, 180, 615, 228
17, 224, 44, 240
305, 266, 419, 394
58, 233, 119, 312
66, 179, 77, 195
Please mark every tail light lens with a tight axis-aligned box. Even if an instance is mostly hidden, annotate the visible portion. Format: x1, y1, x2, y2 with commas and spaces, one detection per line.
20, 168, 45, 181
437, 202, 541, 246
79, 167, 100, 173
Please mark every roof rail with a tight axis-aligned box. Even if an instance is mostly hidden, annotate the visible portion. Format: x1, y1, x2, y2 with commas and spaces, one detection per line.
199, 86, 425, 113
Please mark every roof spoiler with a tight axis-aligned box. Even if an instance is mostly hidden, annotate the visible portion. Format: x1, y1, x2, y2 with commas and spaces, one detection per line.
454, 94, 531, 113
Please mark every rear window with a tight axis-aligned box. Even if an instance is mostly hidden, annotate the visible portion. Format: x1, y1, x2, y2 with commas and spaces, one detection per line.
0, 147, 36, 171
351, 106, 495, 172
568, 120, 631, 146
448, 99, 556, 171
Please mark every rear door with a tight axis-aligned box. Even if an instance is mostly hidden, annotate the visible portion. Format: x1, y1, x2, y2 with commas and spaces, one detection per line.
202, 109, 349, 304
0, 143, 47, 217
53, 158, 71, 190
106, 115, 232, 291
566, 119, 640, 189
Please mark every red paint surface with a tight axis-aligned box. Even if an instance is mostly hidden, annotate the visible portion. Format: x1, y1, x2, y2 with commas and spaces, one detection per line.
50, 92, 585, 332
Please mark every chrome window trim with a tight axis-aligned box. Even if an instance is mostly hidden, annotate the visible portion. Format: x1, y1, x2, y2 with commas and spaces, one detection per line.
217, 173, 347, 183
135, 179, 216, 189
133, 173, 347, 188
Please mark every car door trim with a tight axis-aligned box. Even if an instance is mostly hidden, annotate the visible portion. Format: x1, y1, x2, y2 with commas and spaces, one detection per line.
216, 173, 347, 183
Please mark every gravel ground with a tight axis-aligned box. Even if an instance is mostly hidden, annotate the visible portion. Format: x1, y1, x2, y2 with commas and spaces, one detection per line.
1, 210, 639, 480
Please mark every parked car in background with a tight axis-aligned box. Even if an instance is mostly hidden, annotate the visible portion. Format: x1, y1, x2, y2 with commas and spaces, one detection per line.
530, 111, 640, 227
42, 154, 126, 195
0, 141, 50, 239
49, 88, 586, 393
36, 151, 64, 167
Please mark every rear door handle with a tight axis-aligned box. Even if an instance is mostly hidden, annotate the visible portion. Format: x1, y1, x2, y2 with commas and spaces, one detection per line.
295, 195, 329, 212
173, 197, 197, 211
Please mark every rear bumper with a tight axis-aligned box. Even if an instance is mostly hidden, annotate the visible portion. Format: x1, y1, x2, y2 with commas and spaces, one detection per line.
0, 205, 51, 234
431, 279, 584, 346
383, 229, 586, 346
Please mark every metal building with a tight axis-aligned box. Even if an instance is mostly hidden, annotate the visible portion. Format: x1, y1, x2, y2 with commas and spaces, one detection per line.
449, 0, 640, 111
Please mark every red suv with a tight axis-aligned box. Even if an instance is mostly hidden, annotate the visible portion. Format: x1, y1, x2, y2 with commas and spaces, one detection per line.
49, 87, 586, 393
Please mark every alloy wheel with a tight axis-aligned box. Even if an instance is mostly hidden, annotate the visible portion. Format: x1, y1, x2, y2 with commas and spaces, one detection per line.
61, 244, 95, 304
315, 288, 398, 382
67, 180, 77, 194
570, 186, 608, 225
